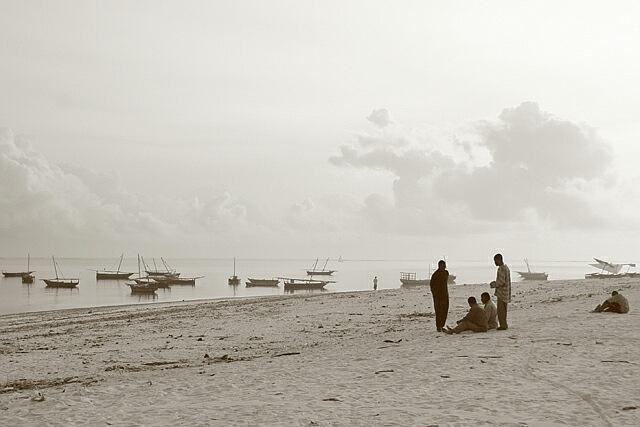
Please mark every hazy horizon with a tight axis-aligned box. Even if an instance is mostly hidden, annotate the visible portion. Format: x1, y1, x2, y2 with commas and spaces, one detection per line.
2, 1, 640, 261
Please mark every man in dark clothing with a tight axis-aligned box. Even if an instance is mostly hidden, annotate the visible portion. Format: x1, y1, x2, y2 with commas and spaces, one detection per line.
430, 260, 449, 332
443, 296, 489, 334
593, 291, 629, 313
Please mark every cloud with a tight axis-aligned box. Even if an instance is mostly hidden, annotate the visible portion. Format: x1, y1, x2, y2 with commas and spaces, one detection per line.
331, 102, 616, 234
366, 108, 392, 128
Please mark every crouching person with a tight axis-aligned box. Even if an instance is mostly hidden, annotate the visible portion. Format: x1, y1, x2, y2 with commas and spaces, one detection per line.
593, 291, 629, 314
444, 297, 489, 334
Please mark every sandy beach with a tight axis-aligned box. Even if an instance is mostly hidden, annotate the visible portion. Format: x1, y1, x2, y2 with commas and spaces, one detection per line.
1, 278, 639, 426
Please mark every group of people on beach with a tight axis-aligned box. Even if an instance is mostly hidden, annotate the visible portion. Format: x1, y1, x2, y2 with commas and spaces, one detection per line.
428, 253, 630, 335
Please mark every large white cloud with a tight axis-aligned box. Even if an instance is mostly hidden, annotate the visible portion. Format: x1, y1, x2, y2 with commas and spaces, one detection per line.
330, 102, 617, 235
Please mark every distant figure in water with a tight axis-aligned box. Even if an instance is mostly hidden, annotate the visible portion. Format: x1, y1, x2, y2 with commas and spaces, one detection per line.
490, 253, 511, 330
373, 276, 378, 290
443, 296, 488, 334
481, 292, 498, 330
430, 260, 449, 332
593, 291, 629, 313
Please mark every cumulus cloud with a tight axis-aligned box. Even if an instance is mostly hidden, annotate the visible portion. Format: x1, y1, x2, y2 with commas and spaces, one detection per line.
367, 108, 392, 128
331, 102, 616, 234
0, 128, 270, 255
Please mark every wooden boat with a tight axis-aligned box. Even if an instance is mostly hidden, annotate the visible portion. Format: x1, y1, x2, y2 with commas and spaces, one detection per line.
154, 276, 202, 286
516, 259, 548, 281
127, 282, 158, 293
228, 257, 240, 285
2, 253, 35, 278
21, 272, 34, 284
585, 258, 636, 279
96, 254, 133, 280
246, 278, 280, 287
280, 277, 333, 290
127, 255, 158, 293
143, 257, 180, 278
306, 258, 336, 276
400, 272, 429, 287
42, 256, 79, 288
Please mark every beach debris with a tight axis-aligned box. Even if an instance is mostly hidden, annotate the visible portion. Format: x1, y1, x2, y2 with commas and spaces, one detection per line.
322, 397, 341, 402
273, 352, 301, 357
601, 360, 630, 364
31, 392, 45, 402
204, 354, 210, 359
622, 406, 637, 411
197, 338, 203, 341
556, 342, 572, 346
382, 339, 402, 344
375, 369, 394, 374
440, 375, 450, 378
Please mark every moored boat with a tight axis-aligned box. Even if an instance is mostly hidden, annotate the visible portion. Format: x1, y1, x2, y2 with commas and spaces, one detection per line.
95, 254, 133, 280
400, 272, 429, 287
2, 253, 35, 278
246, 278, 280, 287
228, 257, 240, 285
306, 258, 336, 276
516, 259, 548, 281
127, 255, 159, 293
42, 256, 79, 288
280, 277, 332, 290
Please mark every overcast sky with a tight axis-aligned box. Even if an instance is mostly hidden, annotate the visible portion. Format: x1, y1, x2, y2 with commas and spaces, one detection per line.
1, 0, 640, 261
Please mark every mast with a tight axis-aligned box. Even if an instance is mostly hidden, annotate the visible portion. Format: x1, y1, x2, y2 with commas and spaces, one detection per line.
153, 258, 158, 272
311, 258, 318, 272
321, 258, 329, 271
233, 257, 236, 276
52, 256, 59, 279
161, 257, 171, 273
27, 253, 30, 272
117, 253, 124, 274
137, 254, 141, 278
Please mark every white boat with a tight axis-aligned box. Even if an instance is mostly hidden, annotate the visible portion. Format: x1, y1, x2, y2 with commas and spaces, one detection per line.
585, 258, 636, 279
516, 259, 548, 281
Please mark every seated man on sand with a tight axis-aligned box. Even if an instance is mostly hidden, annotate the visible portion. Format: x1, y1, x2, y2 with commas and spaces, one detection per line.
444, 297, 489, 334
593, 291, 629, 314
481, 292, 498, 330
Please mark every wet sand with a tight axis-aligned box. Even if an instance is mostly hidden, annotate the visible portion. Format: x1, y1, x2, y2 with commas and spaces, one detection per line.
1, 278, 639, 426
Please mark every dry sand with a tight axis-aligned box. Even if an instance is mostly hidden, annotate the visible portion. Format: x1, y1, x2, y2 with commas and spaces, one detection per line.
1, 278, 639, 426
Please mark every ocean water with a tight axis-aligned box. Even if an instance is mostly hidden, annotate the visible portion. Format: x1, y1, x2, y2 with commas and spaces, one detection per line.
0, 257, 592, 315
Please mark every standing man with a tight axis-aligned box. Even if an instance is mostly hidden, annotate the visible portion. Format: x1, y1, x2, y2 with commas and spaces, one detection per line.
373, 276, 378, 290
490, 253, 511, 330
430, 260, 449, 332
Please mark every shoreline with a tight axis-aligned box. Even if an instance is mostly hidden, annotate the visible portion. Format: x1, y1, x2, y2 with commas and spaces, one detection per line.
0, 277, 604, 318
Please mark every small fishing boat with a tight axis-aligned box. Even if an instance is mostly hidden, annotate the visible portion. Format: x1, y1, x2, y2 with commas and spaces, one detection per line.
143, 257, 180, 278
127, 255, 158, 293
516, 259, 548, 281
228, 257, 240, 286
2, 253, 35, 278
95, 254, 133, 280
306, 258, 336, 276
154, 276, 202, 286
21, 254, 35, 283
280, 277, 333, 290
42, 256, 79, 288
585, 258, 636, 279
399, 272, 429, 287
246, 278, 280, 287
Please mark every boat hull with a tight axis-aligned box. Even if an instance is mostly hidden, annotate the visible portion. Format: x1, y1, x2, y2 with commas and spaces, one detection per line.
128, 284, 158, 294
400, 279, 430, 287
284, 281, 327, 290
3, 271, 33, 278
516, 272, 548, 280
228, 276, 240, 286
146, 271, 180, 278
43, 279, 79, 288
306, 270, 335, 276
21, 274, 34, 284
97, 272, 133, 280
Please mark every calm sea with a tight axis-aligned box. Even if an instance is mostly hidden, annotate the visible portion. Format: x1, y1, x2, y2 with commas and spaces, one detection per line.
0, 257, 592, 315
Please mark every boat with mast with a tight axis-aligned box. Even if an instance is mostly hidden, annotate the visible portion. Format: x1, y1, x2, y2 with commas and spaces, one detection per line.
127, 255, 158, 294
279, 276, 333, 290
143, 257, 180, 278
228, 257, 240, 285
585, 258, 636, 279
95, 254, 133, 280
516, 259, 548, 281
2, 253, 35, 278
42, 256, 79, 288
21, 254, 35, 284
306, 258, 336, 276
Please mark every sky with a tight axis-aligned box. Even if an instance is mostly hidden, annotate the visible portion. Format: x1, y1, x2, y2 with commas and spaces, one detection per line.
1, 0, 640, 261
